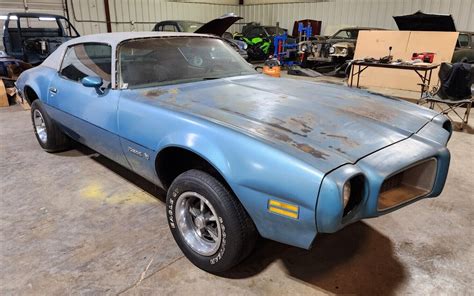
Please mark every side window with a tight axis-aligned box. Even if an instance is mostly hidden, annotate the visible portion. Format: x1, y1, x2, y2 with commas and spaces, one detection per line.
60, 43, 112, 87
162, 25, 177, 32
458, 34, 469, 47
247, 27, 265, 38
334, 30, 350, 39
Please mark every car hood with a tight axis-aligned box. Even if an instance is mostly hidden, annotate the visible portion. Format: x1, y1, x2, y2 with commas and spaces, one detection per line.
142, 75, 439, 173
195, 14, 242, 36
394, 11, 456, 32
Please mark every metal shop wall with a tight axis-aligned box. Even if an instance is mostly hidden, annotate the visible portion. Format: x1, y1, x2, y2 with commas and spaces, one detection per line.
0, 0, 240, 48
1, 0, 473, 48
240, 0, 474, 35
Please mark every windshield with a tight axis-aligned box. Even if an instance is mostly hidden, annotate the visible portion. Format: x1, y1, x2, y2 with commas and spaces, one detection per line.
264, 26, 286, 36
333, 29, 359, 39
181, 21, 203, 32
119, 37, 255, 89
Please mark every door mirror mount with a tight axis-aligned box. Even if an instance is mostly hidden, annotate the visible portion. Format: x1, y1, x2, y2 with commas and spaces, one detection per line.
81, 76, 104, 94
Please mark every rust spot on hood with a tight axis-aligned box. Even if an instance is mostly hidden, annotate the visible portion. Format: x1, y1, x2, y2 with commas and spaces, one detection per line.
321, 132, 359, 147
294, 143, 329, 159
143, 89, 167, 97
254, 127, 328, 159
219, 108, 309, 137
290, 118, 313, 133
143, 88, 179, 97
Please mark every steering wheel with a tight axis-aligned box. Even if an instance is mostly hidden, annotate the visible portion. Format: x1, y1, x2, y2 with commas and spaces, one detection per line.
189, 55, 204, 67
152, 63, 173, 82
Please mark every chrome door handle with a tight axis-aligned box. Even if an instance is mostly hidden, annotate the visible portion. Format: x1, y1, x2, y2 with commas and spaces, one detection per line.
49, 87, 57, 94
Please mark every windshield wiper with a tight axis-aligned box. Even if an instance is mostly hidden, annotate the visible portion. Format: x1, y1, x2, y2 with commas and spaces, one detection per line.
202, 77, 221, 80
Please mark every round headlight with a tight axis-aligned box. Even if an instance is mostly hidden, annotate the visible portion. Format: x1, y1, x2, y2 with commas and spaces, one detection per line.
341, 48, 348, 55
242, 42, 248, 50
343, 181, 351, 208
329, 46, 336, 54
301, 44, 308, 52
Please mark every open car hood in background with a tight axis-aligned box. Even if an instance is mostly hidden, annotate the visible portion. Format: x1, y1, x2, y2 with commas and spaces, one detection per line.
195, 14, 242, 36
393, 11, 456, 31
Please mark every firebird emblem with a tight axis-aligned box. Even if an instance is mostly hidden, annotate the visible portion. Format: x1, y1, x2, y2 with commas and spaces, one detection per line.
128, 147, 150, 160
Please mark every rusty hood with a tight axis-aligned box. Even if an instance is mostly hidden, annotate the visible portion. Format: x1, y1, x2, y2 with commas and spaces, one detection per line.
143, 74, 439, 173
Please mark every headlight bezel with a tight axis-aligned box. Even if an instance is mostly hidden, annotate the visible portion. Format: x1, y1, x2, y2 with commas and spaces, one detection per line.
342, 174, 366, 217
343, 181, 351, 208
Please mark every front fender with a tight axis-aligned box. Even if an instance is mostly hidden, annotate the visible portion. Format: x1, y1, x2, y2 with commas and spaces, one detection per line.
154, 125, 324, 249
118, 92, 324, 249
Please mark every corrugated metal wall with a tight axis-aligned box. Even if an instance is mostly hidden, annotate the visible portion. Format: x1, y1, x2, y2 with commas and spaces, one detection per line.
110, 0, 238, 33
0, 0, 236, 40
68, 0, 239, 34
1, 0, 473, 45
240, 0, 474, 35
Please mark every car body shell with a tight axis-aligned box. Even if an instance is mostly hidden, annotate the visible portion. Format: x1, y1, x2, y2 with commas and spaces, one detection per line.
303, 27, 385, 62
452, 31, 474, 63
2, 13, 80, 65
16, 32, 451, 249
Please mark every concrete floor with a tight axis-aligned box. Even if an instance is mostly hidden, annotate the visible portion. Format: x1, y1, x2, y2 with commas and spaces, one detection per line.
1, 82, 473, 295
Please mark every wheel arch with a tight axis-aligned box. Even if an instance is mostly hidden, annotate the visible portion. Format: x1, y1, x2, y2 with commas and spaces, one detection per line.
23, 85, 41, 105
155, 145, 233, 193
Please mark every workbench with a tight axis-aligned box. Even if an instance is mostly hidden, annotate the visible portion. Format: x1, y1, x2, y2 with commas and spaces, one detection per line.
349, 61, 439, 99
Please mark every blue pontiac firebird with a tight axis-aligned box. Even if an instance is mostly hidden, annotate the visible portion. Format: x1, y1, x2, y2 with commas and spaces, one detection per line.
16, 32, 451, 273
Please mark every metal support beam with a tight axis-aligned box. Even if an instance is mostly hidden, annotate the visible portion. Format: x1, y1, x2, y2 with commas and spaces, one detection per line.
103, 0, 112, 33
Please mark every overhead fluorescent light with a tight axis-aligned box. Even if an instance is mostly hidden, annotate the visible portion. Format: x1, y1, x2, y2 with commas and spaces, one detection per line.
0, 15, 18, 20
39, 17, 56, 21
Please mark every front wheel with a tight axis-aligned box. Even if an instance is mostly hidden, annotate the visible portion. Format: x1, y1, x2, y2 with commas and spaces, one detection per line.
166, 169, 257, 273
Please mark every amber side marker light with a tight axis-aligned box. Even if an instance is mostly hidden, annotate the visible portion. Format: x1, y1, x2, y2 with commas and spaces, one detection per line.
268, 199, 299, 219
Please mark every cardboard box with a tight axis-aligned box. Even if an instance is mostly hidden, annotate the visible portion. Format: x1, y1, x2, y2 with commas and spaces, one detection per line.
0, 80, 9, 107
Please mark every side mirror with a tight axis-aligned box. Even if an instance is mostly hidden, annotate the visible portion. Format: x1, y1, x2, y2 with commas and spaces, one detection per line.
81, 76, 104, 95
81, 76, 103, 88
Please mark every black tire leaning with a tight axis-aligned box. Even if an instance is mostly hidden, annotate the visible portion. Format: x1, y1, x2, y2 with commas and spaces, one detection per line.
166, 169, 257, 273
30, 100, 70, 152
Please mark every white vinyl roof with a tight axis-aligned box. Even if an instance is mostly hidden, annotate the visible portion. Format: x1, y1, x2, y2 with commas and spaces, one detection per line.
42, 31, 214, 70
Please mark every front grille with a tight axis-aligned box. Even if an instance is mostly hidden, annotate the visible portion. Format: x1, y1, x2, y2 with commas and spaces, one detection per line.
378, 158, 437, 211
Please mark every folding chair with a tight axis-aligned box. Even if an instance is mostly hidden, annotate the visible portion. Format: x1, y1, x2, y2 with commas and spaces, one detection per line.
423, 62, 473, 129
426, 97, 473, 129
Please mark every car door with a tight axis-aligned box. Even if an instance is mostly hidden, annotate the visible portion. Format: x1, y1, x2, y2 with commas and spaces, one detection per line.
47, 42, 129, 167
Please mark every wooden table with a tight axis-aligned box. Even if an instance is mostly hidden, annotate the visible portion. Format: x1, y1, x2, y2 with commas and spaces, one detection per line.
349, 61, 440, 99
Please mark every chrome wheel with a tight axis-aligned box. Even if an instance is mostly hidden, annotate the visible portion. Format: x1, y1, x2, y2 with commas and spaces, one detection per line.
175, 192, 221, 256
33, 109, 47, 143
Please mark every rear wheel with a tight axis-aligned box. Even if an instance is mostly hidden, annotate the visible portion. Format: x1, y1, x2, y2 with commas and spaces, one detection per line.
166, 169, 257, 273
31, 100, 70, 152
